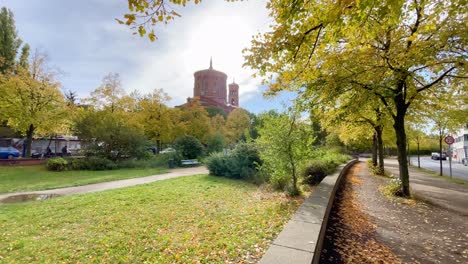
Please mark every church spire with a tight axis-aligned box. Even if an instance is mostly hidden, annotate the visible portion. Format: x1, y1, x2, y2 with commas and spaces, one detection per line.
209, 57, 213, 70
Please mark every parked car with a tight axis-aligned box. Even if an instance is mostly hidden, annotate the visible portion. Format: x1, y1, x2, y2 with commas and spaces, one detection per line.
431, 152, 447, 160
0, 147, 20, 159
160, 148, 176, 154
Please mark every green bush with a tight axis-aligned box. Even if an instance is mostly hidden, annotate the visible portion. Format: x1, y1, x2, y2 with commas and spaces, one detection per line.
381, 178, 403, 197
46, 157, 68, 171
116, 154, 172, 169
205, 143, 261, 180
174, 135, 204, 159
205, 152, 229, 176
69, 157, 116, 171
302, 160, 335, 185
367, 159, 384, 175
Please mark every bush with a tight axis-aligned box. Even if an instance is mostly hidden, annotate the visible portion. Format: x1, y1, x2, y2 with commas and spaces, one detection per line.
302, 160, 335, 185
206, 133, 226, 154
69, 157, 116, 171
116, 154, 172, 169
205, 142, 261, 180
381, 178, 403, 197
174, 135, 204, 159
46, 157, 68, 171
205, 152, 229, 176
367, 159, 385, 175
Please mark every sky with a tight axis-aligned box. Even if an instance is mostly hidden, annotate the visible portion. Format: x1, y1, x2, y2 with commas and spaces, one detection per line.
1, 0, 295, 114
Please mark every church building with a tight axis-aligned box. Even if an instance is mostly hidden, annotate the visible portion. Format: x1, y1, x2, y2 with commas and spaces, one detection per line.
179, 58, 239, 114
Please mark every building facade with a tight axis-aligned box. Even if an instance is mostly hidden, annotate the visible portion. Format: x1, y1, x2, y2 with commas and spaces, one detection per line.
453, 125, 468, 163
180, 58, 239, 114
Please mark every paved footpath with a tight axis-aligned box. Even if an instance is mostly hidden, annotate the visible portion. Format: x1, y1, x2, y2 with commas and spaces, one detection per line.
0, 166, 208, 202
384, 159, 468, 215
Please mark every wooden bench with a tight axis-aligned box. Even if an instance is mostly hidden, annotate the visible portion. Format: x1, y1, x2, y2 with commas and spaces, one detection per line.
181, 159, 200, 166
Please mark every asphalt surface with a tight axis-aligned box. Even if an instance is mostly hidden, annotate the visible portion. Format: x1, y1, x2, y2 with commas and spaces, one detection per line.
409, 156, 468, 181
0, 166, 209, 203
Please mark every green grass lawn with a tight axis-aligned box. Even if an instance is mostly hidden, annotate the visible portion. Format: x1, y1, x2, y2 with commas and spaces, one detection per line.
0, 175, 301, 263
0, 165, 168, 193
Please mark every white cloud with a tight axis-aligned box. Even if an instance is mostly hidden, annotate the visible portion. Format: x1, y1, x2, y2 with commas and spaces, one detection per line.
3, 0, 271, 107
124, 0, 270, 106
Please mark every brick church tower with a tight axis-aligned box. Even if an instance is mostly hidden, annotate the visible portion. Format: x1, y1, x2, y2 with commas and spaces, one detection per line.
228, 80, 239, 107
178, 58, 239, 114
193, 58, 227, 105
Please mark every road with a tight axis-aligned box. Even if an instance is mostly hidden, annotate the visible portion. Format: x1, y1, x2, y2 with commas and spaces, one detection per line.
409, 156, 468, 181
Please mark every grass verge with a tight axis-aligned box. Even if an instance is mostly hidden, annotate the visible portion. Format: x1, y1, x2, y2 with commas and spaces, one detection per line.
0, 175, 301, 263
410, 165, 467, 185
0, 165, 168, 193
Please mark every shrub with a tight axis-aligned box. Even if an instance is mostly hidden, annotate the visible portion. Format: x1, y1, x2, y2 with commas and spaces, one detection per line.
69, 157, 116, 170
116, 154, 173, 169
206, 133, 226, 154
205, 152, 229, 176
367, 159, 385, 175
205, 142, 261, 180
302, 160, 335, 185
46, 157, 68, 171
381, 178, 403, 197
174, 135, 204, 159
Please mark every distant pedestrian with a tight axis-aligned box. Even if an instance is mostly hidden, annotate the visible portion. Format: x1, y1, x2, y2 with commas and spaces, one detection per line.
61, 145, 68, 156
46, 147, 52, 157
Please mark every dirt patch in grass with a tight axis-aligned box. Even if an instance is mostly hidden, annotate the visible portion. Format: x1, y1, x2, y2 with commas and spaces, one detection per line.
321, 162, 468, 263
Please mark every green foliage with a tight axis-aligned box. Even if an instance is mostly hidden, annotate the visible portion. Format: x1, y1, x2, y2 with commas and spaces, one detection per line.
116, 154, 172, 169
367, 159, 385, 176
0, 7, 22, 73
70, 157, 117, 171
205, 106, 227, 119
205, 152, 229, 176
174, 135, 204, 159
0, 53, 68, 157
257, 111, 315, 194
206, 132, 226, 154
75, 109, 149, 160
302, 160, 334, 185
382, 178, 403, 197
205, 142, 261, 180
46, 157, 68, 171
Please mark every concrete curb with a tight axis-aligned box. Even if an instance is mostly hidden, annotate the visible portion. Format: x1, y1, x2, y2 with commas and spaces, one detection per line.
259, 159, 359, 264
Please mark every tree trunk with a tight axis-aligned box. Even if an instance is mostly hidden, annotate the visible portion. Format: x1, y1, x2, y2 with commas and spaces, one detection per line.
417, 140, 420, 168
376, 126, 384, 173
25, 124, 35, 158
439, 135, 443, 176
393, 102, 410, 197
156, 139, 161, 154
372, 133, 378, 167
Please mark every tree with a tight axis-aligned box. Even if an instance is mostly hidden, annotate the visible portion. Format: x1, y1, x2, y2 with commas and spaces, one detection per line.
87, 73, 126, 112
206, 132, 227, 154
174, 135, 204, 159
138, 89, 174, 152
425, 89, 465, 175
243, 0, 466, 197
225, 108, 251, 144
205, 106, 227, 119
0, 51, 68, 157
75, 109, 148, 160
257, 109, 315, 195
0, 7, 22, 73
178, 99, 211, 143
64, 90, 78, 107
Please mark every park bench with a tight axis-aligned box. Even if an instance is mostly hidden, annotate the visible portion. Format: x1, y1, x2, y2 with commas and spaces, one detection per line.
181, 159, 200, 166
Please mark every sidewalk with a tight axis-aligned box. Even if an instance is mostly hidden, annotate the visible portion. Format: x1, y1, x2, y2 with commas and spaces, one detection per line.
0, 166, 208, 202
384, 159, 468, 215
